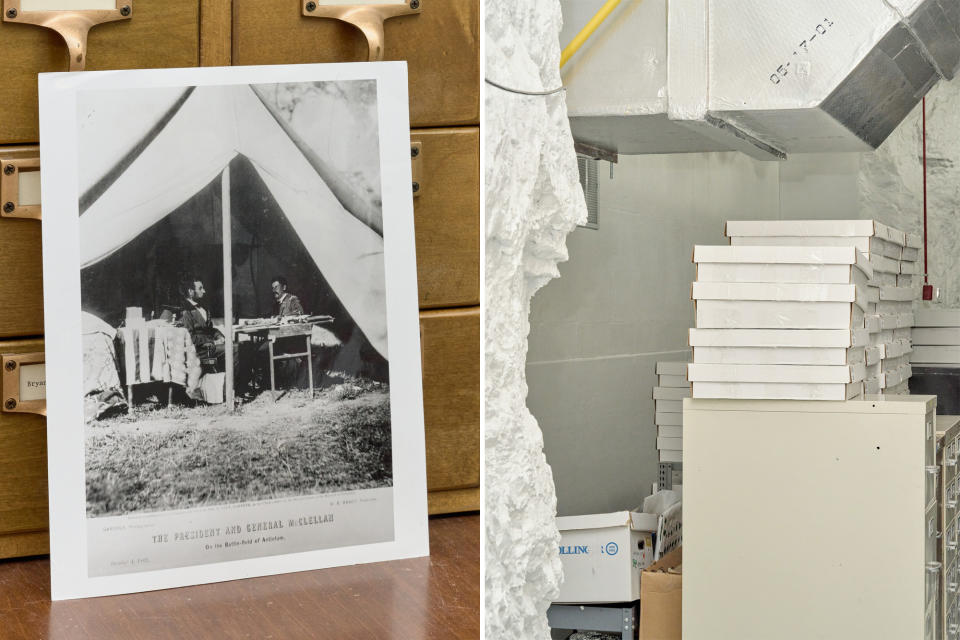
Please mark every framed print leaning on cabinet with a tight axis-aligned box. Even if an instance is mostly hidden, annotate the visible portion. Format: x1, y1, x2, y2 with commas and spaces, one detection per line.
38, 62, 427, 600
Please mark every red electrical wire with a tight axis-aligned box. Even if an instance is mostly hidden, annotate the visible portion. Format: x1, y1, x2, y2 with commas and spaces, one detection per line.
923, 96, 928, 284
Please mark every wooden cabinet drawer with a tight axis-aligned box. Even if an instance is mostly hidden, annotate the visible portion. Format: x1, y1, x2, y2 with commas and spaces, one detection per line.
0, 338, 48, 559
413, 127, 479, 309
421, 307, 479, 514
0, 0, 201, 144
0, 146, 43, 338
233, 0, 479, 127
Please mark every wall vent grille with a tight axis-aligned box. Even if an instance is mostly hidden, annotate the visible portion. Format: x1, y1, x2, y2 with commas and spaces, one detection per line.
577, 153, 599, 229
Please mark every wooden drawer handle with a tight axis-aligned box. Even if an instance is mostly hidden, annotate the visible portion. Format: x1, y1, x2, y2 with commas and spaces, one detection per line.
2, 0, 133, 72
301, 0, 421, 62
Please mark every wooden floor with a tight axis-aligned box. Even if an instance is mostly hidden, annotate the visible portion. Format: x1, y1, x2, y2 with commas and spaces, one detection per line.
0, 514, 479, 639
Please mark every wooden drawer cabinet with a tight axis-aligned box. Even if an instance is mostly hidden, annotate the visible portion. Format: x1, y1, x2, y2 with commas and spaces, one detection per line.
413, 127, 479, 309
0, 0, 201, 145
0, 338, 48, 559
0, 146, 43, 338
232, 0, 479, 127
420, 307, 479, 514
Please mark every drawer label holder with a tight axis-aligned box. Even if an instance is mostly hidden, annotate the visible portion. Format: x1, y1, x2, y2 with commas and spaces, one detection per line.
1, 352, 46, 416
0, 153, 41, 220
2, 0, 133, 72
302, 0, 421, 62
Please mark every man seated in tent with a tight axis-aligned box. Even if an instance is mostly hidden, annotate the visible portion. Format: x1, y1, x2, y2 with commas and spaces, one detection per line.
271, 275, 304, 318
180, 278, 223, 363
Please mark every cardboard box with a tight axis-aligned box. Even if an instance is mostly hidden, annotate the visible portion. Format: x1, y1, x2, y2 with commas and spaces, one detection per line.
692, 380, 862, 400
639, 548, 682, 640
555, 511, 658, 604
689, 328, 870, 348
693, 345, 864, 366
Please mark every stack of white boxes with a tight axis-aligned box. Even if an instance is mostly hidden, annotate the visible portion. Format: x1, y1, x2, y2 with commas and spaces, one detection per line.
654, 361, 687, 464
725, 220, 919, 396
688, 245, 871, 400
914, 308, 960, 367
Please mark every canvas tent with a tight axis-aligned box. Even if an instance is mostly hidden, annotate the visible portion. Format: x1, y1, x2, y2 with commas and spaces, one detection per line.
78, 83, 388, 363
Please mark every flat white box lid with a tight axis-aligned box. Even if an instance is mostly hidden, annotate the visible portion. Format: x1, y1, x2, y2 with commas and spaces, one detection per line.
689, 328, 870, 348
725, 219, 904, 245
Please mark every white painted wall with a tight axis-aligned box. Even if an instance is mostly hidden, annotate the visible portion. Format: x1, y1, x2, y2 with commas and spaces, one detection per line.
527, 152, 781, 516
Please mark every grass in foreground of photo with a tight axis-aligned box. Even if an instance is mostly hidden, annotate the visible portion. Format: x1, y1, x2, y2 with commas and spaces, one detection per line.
85, 379, 392, 517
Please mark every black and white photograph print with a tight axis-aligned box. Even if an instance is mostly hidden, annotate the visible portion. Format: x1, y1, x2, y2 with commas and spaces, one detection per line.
39, 63, 428, 599
79, 80, 392, 518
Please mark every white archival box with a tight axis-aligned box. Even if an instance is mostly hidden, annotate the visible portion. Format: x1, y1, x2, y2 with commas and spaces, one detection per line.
912, 346, 960, 365
913, 327, 960, 345
656, 436, 682, 451
658, 374, 689, 388
655, 412, 683, 427
656, 361, 689, 376
689, 328, 871, 348
653, 386, 691, 400
693, 346, 864, 366
915, 308, 960, 328
555, 500, 678, 604
659, 450, 683, 463
693, 245, 872, 284
724, 219, 903, 244
658, 425, 683, 438
683, 396, 937, 640
906, 233, 922, 249
688, 362, 866, 384
692, 281, 868, 330
864, 377, 883, 394
691, 380, 863, 401
655, 399, 683, 413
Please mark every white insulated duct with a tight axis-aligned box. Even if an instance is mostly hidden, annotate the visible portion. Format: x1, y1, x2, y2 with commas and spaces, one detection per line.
562, 0, 960, 159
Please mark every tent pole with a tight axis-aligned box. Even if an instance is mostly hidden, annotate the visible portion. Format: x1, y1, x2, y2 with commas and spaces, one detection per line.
222, 165, 235, 410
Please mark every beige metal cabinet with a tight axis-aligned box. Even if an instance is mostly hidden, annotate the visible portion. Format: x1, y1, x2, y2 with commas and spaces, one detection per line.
684, 396, 938, 640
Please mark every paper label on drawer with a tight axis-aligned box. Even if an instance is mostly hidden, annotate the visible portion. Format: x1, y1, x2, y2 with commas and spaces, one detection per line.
19, 364, 45, 401
21, 0, 116, 10
18, 170, 41, 206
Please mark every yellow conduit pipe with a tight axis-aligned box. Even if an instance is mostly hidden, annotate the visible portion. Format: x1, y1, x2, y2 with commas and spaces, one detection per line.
559, 0, 623, 69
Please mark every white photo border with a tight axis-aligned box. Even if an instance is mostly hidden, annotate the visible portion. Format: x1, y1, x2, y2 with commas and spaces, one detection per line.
39, 62, 427, 600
